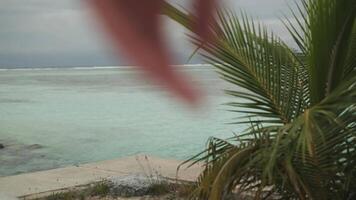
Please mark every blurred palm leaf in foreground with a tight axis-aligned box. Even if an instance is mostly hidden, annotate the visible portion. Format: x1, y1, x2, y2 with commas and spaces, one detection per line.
164, 0, 356, 199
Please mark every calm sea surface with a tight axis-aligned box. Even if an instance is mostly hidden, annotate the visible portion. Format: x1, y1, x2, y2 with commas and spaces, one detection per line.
0, 65, 244, 176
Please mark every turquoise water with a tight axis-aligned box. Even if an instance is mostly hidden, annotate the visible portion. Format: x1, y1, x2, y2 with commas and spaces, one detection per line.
0, 66, 243, 176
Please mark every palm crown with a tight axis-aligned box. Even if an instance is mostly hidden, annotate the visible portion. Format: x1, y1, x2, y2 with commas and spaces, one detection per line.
164, 0, 356, 199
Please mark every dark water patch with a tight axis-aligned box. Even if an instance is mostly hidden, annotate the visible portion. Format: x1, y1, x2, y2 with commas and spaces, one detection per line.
27, 144, 43, 150
0, 140, 50, 177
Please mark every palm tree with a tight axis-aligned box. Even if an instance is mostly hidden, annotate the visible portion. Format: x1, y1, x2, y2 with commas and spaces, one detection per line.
164, 0, 356, 199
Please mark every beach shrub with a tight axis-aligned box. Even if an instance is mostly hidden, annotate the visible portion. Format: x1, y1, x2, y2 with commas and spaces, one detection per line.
39, 181, 110, 200
164, 0, 356, 199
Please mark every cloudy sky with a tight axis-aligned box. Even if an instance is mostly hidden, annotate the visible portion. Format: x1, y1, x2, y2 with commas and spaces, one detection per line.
0, 0, 294, 68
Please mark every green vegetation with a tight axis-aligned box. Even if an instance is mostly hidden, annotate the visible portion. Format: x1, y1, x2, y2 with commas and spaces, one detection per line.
36, 179, 193, 200
146, 181, 173, 196
89, 182, 111, 197
43, 191, 80, 200
165, 0, 356, 199
38, 181, 110, 200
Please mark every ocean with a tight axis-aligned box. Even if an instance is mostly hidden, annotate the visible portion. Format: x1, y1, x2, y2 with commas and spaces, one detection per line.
0, 65, 244, 176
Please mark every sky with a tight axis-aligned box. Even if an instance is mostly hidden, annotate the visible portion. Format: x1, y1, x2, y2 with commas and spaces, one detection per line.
0, 0, 295, 68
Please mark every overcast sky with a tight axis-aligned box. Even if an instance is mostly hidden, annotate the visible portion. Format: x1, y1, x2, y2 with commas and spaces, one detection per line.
0, 0, 295, 68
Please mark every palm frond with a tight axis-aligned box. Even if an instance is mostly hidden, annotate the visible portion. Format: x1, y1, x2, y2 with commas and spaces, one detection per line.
203, 11, 308, 125
163, 2, 309, 125
164, 0, 356, 199
192, 74, 356, 199
343, 20, 356, 77
286, 0, 356, 104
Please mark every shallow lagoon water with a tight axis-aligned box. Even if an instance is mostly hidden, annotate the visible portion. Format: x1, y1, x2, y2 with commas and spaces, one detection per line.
0, 66, 243, 176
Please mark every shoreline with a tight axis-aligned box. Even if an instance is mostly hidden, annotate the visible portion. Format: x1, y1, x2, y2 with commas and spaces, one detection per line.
0, 154, 202, 199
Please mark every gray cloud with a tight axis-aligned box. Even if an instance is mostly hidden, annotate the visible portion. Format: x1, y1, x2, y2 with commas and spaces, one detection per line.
0, 0, 296, 68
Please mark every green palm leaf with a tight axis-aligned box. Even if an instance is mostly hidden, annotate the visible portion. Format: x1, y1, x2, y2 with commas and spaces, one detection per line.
286, 0, 356, 103
164, 2, 309, 125
203, 12, 307, 125
164, 0, 356, 199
